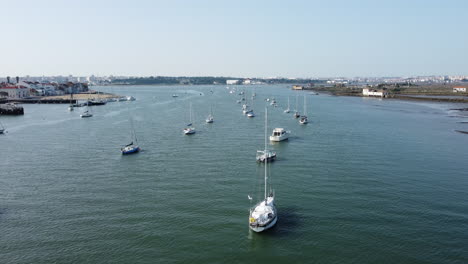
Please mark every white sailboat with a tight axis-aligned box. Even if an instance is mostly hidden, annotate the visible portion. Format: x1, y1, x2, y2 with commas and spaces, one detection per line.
247, 93, 255, 118
299, 95, 308, 124
184, 102, 196, 134
206, 104, 214, 123
80, 98, 93, 118
284, 96, 290, 113
249, 107, 277, 232
121, 117, 140, 155
293, 94, 300, 118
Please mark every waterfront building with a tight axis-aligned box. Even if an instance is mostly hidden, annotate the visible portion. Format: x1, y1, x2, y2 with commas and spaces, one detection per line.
226, 80, 239, 85
453, 87, 466, 92
0, 84, 30, 99
362, 88, 388, 97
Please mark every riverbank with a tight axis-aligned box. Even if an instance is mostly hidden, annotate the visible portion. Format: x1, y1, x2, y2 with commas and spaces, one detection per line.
311, 84, 468, 103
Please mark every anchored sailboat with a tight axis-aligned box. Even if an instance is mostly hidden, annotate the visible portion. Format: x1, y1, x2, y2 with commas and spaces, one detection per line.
206, 104, 214, 123
284, 96, 290, 113
184, 102, 196, 134
299, 95, 308, 124
247, 92, 255, 118
293, 94, 300, 118
121, 117, 140, 155
249, 107, 277, 232
80, 97, 93, 118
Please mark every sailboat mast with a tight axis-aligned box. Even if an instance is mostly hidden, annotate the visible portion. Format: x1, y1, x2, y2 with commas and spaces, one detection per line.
190, 102, 192, 123
295, 94, 298, 111
304, 95, 306, 116
130, 117, 137, 144
264, 107, 268, 200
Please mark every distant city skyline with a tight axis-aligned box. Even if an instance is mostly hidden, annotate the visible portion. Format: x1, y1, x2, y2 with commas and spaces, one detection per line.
1, 0, 467, 77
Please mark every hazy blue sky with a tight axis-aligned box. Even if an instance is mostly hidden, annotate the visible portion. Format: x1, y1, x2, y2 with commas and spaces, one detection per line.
1, 0, 467, 77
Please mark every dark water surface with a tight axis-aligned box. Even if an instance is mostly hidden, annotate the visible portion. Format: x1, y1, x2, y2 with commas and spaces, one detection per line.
1, 85, 467, 263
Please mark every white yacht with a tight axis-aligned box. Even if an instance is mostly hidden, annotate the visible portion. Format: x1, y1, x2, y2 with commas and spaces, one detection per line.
249, 107, 277, 232
247, 111, 255, 118
269, 128, 289, 142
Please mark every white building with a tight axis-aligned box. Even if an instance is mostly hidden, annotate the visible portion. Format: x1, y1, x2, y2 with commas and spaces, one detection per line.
226, 80, 239, 85
243, 79, 251, 85
362, 88, 388, 97
453, 87, 466, 92
0, 85, 30, 99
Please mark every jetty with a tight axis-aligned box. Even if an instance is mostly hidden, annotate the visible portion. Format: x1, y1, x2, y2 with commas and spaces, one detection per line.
0, 103, 24, 115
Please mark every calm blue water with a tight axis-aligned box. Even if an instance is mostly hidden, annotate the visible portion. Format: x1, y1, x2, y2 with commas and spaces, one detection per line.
1, 85, 467, 263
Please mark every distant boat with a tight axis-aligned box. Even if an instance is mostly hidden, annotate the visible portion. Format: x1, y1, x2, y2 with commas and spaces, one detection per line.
269, 128, 290, 142
172, 94, 179, 98
293, 94, 300, 118
299, 95, 308, 125
126, 96, 136, 101
121, 118, 140, 155
242, 103, 250, 115
284, 96, 290, 113
249, 107, 277, 232
247, 92, 255, 117
80, 99, 93, 118
87, 100, 106, 106
206, 104, 214, 123
184, 102, 196, 135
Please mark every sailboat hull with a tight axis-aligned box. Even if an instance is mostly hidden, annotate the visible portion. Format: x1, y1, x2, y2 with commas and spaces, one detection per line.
121, 146, 140, 155
184, 128, 196, 134
249, 215, 278, 232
